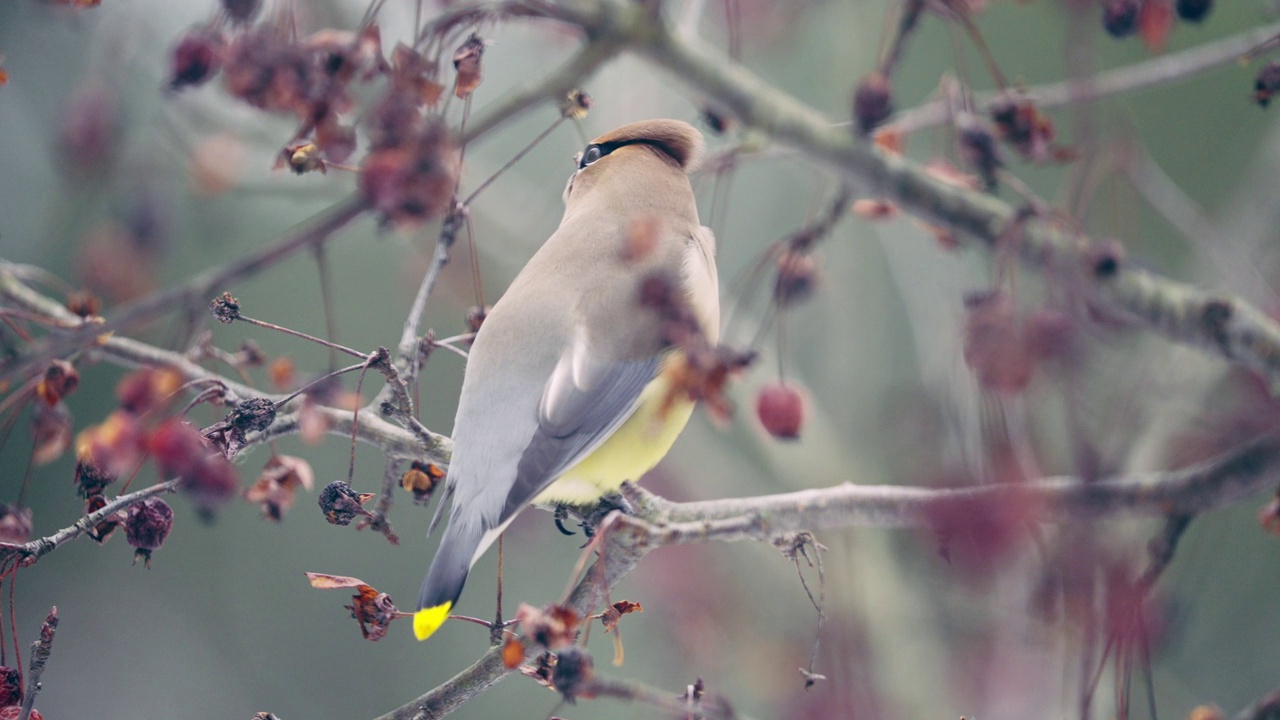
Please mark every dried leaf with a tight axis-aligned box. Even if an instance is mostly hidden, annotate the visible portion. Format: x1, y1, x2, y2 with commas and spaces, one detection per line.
32, 402, 73, 466
84, 494, 121, 544
962, 290, 1033, 395
278, 141, 326, 175
246, 455, 315, 520
304, 572, 367, 589
341, 583, 399, 641
400, 460, 444, 504
451, 32, 486, 99
516, 602, 580, 650
36, 360, 79, 406
873, 126, 903, 154
851, 198, 898, 220
502, 637, 527, 669
600, 600, 643, 633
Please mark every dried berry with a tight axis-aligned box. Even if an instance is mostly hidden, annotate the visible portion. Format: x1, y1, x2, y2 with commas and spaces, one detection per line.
400, 461, 444, 504
169, 28, 226, 90
465, 305, 489, 335
561, 89, 593, 120
1175, 0, 1212, 21
359, 119, 459, 227
962, 290, 1032, 395
956, 114, 1002, 191
345, 584, 398, 641
60, 81, 119, 174
551, 646, 594, 703
774, 249, 817, 308
1256, 61, 1280, 108
84, 494, 122, 544
989, 94, 1070, 164
852, 72, 893, 136
31, 402, 72, 466
222, 0, 262, 23
125, 496, 174, 567
149, 419, 239, 511
0, 707, 42, 720
1023, 309, 1077, 362
65, 288, 102, 317
116, 367, 183, 415
76, 410, 145, 475
210, 291, 240, 323
75, 457, 118, 498
0, 666, 19, 706
701, 105, 735, 134
233, 397, 277, 434
235, 341, 267, 367
756, 383, 805, 440
1086, 239, 1125, 277
516, 603, 580, 650
0, 502, 32, 540
318, 481, 374, 526
1103, 0, 1140, 37
36, 359, 79, 406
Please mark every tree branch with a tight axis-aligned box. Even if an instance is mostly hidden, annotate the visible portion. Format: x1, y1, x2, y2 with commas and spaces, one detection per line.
17, 607, 57, 720
0, 481, 178, 567
0, 265, 450, 465
578, 2, 1280, 392
892, 21, 1280, 134
374, 433, 1280, 719
0, 195, 370, 389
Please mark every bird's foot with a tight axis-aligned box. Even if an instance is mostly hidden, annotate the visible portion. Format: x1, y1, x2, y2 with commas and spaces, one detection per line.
553, 504, 577, 536
579, 492, 634, 539
551, 493, 635, 541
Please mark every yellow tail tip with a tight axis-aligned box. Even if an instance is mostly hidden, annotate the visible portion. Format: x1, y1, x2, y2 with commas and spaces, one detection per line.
414, 602, 452, 641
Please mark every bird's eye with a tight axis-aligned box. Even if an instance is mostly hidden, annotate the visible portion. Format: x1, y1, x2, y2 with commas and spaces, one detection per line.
578, 144, 603, 169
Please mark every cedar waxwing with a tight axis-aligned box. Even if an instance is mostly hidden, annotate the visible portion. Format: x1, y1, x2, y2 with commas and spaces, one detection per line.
414, 119, 720, 641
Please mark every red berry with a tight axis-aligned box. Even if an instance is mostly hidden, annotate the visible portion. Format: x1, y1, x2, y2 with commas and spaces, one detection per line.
757, 383, 805, 440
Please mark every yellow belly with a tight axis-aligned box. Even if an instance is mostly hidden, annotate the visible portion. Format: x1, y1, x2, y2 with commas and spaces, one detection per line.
533, 370, 694, 506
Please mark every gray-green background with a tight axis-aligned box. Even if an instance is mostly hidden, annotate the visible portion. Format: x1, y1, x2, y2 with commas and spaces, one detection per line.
1, 1, 1279, 718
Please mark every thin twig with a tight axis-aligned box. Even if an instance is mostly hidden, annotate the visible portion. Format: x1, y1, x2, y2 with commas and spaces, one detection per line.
373, 434, 1280, 720
0, 195, 370, 388
890, 21, 1280, 134
16, 607, 56, 720
0, 481, 179, 567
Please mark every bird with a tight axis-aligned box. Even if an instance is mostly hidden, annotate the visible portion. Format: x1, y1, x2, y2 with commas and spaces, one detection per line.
414, 119, 720, 641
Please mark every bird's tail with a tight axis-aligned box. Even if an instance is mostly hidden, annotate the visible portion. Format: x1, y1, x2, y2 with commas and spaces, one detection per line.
415, 510, 485, 641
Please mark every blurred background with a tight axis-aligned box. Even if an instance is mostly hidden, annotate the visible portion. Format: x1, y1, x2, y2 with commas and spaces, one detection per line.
2, 0, 1280, 718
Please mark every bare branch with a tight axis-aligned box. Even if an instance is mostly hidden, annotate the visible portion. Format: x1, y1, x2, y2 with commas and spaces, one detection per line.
0, 195, 369, 389
375, 434, 1279, 719
1233, 689, 1280, 720
892, 21, 1280, 134
0, 265, 451, 465
0, 481, 178, 567
584, 4, 1280, 391
17, 607, 57, 720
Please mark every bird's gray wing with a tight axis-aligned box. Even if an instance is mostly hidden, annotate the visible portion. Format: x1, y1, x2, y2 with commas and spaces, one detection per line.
498, 331, 661, 521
